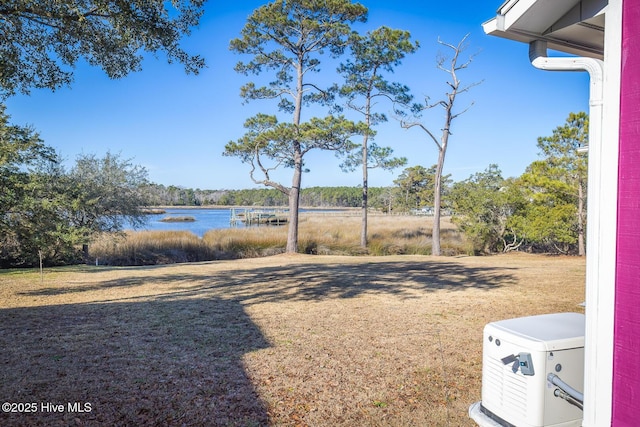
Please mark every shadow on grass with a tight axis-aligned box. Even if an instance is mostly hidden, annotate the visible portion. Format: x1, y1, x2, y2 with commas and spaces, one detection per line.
21, 259, 517, 303
0, 297, 269, 426
4, 258, 520, 425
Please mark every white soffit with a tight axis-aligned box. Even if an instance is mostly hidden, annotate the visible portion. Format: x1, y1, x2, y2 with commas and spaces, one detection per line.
483, 0, 606, 58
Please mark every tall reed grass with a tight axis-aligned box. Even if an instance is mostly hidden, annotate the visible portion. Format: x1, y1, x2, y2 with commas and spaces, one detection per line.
90, 214, 470, 266
90, 231, 217, 266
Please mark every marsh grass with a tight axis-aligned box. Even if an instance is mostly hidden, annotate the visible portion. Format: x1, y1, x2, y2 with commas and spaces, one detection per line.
90, 214, 471, 265
91, 231, 217, 265
159, 215, 196, 222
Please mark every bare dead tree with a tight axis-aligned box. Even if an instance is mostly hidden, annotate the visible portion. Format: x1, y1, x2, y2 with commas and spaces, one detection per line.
400, 34, 482, 255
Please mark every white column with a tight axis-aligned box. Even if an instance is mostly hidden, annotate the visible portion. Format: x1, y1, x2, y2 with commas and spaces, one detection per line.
581, 1, 621, 426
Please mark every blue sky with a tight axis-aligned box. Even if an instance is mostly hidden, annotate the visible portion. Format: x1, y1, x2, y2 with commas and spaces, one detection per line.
5, 1, 590, 190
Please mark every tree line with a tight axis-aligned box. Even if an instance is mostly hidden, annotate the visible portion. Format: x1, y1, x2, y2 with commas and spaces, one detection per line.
143, 184, 387, 209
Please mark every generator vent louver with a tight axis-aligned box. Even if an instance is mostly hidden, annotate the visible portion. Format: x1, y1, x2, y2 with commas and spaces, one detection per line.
484, 357, 528, 419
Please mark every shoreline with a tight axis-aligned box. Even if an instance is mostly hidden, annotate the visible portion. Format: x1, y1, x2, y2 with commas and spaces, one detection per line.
149, 205, 361, 211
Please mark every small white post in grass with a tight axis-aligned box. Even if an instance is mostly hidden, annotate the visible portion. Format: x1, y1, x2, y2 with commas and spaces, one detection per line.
38, 250, 44, 284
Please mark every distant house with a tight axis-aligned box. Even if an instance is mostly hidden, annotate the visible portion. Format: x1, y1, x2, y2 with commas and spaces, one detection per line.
480, 1, 638, 426
410, 207, 434, 216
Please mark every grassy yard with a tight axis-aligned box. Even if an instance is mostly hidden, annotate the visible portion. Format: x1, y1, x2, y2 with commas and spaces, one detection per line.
0, 253, 585, 426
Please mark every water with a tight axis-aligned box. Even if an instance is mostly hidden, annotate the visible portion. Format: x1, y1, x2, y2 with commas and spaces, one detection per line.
130, 208, 346, 237
131, 208, 244, 237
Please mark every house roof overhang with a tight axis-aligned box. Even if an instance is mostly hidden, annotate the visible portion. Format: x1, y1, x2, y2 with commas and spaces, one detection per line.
483, 0, 606, 59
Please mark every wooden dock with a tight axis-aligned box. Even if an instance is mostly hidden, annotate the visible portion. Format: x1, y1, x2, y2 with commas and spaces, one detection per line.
230, 208, 288, 226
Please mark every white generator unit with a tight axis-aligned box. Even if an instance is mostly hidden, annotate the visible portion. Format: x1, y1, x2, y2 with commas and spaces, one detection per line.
469, 312, 585, 427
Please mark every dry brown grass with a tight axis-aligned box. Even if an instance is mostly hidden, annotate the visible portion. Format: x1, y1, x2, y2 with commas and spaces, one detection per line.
0, 253, 585, 426
217, 213, 465, 256
91, 214, 469, 265
90, 230, 218, 265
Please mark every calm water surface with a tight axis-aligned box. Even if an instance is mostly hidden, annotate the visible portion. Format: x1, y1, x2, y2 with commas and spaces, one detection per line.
130, 208, 344, 237
132, 208, 244, 237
